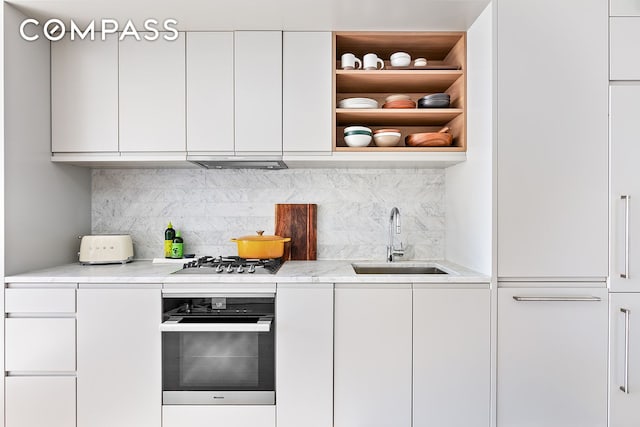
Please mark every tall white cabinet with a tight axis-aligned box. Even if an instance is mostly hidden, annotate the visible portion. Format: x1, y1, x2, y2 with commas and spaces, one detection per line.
496, 0, 608, 278
77, 287, 161, 427
497, 287, 608, 427
610, 85, 640, 291
119, 33, 186, 152
51, 35, 118, 153
334, 284, 412, 427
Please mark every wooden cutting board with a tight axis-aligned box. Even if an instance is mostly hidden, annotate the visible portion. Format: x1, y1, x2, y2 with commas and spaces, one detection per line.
275, 204, 317, 261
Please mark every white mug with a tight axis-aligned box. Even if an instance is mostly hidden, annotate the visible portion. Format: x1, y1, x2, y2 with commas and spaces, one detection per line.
363, 53, 384, 70
341, 53, 362, 70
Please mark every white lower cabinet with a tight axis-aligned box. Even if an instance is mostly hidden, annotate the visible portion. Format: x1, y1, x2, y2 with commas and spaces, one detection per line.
276, 285, 333, 427
77, 288, 161, 427
497, 287, 608, 427
334, 284, 412, 427
5, 376, 76, 427
413, 288, 490, 427
162, 405, 275, 427
5, 317, 76, 372
610, 293, 640, 427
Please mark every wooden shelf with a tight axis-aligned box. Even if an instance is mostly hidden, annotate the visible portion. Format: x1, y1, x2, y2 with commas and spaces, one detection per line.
334, 146, 465, 152
336, 108, 463, 126
332, 31, 467, 155
336, 70, 463, 93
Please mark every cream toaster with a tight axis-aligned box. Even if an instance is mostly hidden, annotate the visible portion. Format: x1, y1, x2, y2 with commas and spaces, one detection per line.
79, 235, 134, 264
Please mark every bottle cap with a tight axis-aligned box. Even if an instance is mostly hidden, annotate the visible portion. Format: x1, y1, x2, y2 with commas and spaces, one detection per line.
175, 230, 181, 237
167, 221, 173, 229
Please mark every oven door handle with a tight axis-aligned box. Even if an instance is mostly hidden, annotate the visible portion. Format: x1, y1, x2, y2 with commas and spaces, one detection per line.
160, 318, 272, 333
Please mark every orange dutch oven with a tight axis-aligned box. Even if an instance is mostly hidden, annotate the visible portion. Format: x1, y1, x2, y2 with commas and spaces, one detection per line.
231, 231, 291, 259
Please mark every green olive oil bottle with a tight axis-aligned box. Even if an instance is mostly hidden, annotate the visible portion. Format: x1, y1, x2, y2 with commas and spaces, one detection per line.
171, 231, 184, 259
164, 222, 176, 258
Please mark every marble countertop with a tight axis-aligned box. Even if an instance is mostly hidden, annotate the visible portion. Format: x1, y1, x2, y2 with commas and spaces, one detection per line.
5, 259, 489, 287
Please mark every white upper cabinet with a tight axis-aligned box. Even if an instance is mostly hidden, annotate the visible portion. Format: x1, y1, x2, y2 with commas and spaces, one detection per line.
497, 287, 608, 427
496, 0, 608, 278
234, 31, 282, 154
611, 0, 640, 15
51, 35, 118, 153
610, 18, 640, 80
283, 32, 332, 155
119, 33, 186, 152
186, 32, 235, 153
610, 85, 640, 291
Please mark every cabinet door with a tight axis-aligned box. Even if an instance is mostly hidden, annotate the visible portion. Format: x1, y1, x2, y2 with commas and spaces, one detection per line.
610, 85, 640, 291
6, 377, 75, 427
334, 285, 412, 427
413, 288, 490, 427
611, 18, 640, 80
283, 32, 332, 154
611, 0, 640, 16
163, 405, 275, 427
497, 287, 608, 427
186, 32, 234, 153
496, 0, 608, 278
609, 293, 640, 427
77, 288, 161, 427
5, 318, 76, 372
51, 35, 118, 152
276, 285, 333, 427
234, 31, 282, 154
119, 33, 186, 152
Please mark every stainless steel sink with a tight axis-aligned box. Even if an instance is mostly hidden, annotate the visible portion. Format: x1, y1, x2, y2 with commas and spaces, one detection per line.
352, 263, 449, 275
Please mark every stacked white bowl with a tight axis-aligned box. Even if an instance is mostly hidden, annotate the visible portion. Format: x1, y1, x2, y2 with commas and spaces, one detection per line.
344, 126, 372, 147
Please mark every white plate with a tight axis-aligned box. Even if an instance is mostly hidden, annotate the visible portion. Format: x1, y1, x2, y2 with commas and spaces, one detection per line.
338, 97, 379, 109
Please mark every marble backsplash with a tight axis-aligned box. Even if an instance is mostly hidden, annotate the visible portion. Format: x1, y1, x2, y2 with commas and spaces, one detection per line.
92, 168, 445, 260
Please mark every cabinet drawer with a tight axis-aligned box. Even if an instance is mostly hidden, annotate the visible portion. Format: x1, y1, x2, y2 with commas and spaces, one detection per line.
611, 17, 640, 80
6, 318, 76, 371
611, 0, 640, 16
6, 377, 76, 427
5, 288, 76, 313
163, 405, 275, 427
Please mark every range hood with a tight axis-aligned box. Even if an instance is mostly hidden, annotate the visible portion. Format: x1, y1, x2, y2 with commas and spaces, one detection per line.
187, 156, 288, 170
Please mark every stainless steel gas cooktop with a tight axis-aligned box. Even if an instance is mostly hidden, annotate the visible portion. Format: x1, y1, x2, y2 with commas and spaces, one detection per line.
172, 256, 282, 275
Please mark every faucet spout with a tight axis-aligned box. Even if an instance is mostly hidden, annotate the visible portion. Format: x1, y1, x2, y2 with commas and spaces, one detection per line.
387, 207, 404, 262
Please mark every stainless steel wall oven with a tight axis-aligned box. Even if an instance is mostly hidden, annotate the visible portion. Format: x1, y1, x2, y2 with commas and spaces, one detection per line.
161, 293, 275, 405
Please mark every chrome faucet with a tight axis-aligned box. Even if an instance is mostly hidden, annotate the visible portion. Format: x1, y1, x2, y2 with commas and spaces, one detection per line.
387, 207, 405, 262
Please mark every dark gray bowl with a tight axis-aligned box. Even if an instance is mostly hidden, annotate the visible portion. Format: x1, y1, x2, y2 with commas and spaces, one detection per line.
418, 98, 450, 108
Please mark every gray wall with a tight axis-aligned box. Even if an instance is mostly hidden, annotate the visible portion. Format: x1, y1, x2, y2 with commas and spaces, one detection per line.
92, 168, 445, 260
4, 4, 91, 275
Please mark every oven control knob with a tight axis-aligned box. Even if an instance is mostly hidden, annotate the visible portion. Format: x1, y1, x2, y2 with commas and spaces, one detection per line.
226, 264, 234, 273
237, 265, 245, 273
248, 264, 256, 273
215, 264, 224, 273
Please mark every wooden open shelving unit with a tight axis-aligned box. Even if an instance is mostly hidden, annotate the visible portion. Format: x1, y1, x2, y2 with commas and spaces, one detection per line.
333, 32, 466, 153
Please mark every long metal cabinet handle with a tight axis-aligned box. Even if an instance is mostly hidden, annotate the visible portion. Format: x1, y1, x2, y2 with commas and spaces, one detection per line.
621, 195, 630, 279
620, 308, 630, 394
512, 296, 601, 302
